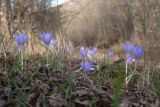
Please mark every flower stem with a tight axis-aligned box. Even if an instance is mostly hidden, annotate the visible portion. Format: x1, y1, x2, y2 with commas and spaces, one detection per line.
21, 47, 23, 70
46, 45, 49, 67
126, 62, 137, 84
125, 60, 128, 84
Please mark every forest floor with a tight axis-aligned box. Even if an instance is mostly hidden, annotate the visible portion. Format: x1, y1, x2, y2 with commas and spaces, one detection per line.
0, 51, 160, 107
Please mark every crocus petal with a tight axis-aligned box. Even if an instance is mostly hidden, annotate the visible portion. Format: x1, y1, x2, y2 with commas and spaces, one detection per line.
80, 47, 88, 58
108, 49, 113, 57
133, 46, 144, 59
80, 61, 95, 73
40, 32, 53, 45
89, 67, 95, 71
67, 47, 72, 54
40, 33, 44, 41
15, 33, 28, 46
15, 35, 20, 44
123, 43, 135, 53
24, 34, 28, 41
80, 62, 85, 68
90, 47, 97, 55
127, 56, 136, 64
51, 39, 58, 48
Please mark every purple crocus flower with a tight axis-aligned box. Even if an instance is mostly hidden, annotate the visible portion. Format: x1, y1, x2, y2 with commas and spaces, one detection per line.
67, 47, 72, 54
80, 61, 95, 73
89, 47, 97, 55
40, 32, 52, 45
123, 43, 135, 53
133, 46, 144, 59
108, 49, 113, 57
80, 47, 88, 58
51, 39, 58, 48
127, 56, 136, 64
15, 33, 28, 46
87, 47, 97, 58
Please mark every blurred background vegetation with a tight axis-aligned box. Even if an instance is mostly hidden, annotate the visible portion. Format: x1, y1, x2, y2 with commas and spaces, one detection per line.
0, 0, 160, 63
